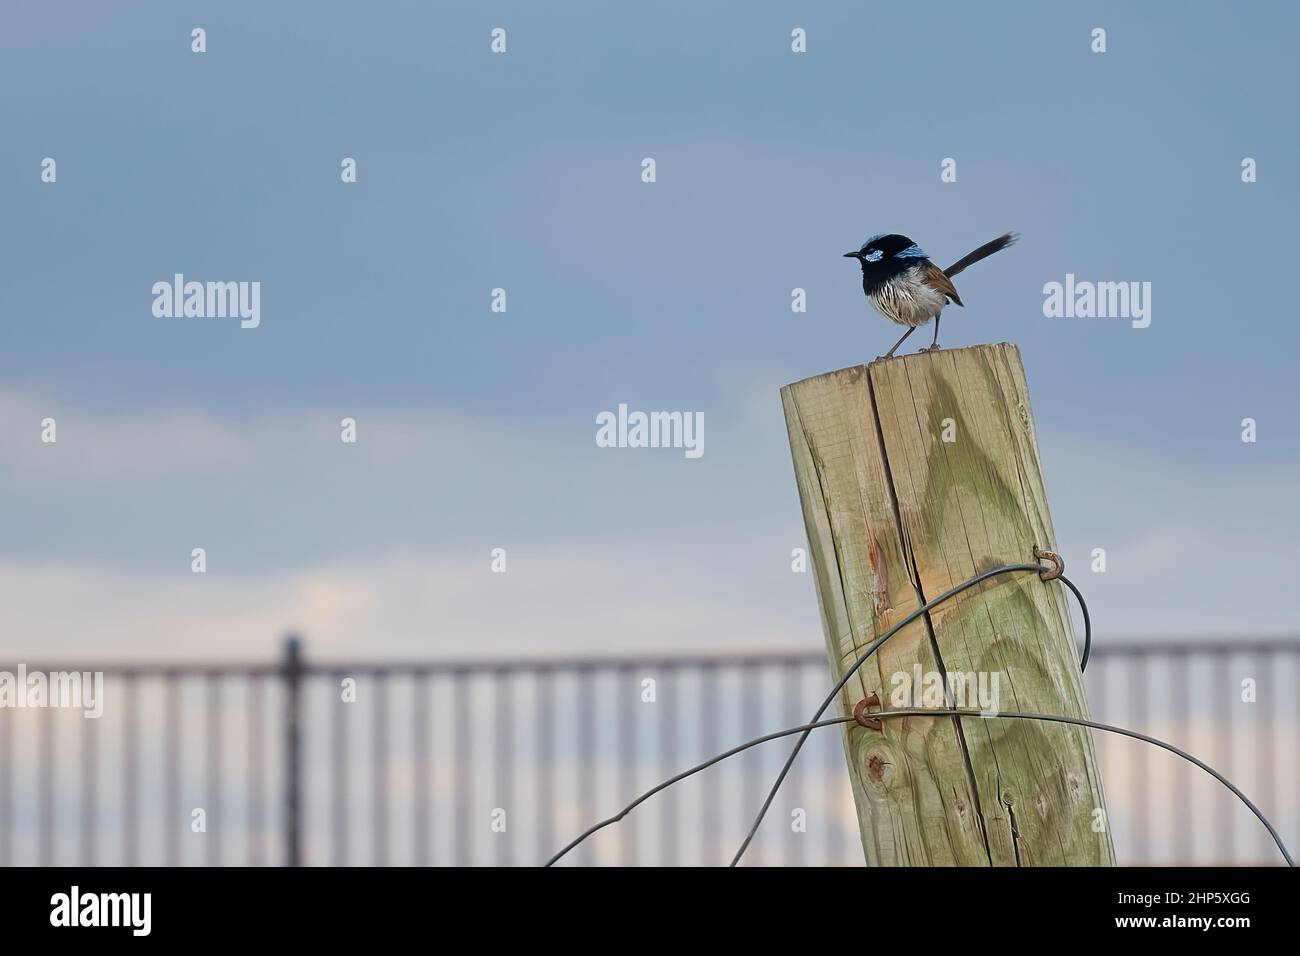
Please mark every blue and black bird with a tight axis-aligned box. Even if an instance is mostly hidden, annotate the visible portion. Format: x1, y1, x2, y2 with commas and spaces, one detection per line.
843, 232, 1018, 358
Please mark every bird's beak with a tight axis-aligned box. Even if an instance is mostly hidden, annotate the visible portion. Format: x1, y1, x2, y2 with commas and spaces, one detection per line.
843, 251, 860, 259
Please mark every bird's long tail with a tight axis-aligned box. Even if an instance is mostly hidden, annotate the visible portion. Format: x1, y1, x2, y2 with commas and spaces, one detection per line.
944, 232, 1018, 278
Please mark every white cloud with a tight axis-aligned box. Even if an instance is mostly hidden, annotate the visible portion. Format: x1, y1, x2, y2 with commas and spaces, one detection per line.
0, 536, 816, 663
0, 388, 254, 480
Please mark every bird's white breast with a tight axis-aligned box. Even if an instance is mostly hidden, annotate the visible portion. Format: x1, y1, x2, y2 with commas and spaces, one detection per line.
868, 266, 949, 328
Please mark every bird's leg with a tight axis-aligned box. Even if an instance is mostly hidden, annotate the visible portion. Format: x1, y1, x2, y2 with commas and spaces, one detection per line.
879, 326, 916, 360
920, 315, 941, 352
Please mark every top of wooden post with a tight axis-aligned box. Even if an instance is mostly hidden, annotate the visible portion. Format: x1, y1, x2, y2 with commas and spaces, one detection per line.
782, 341, 1025, 392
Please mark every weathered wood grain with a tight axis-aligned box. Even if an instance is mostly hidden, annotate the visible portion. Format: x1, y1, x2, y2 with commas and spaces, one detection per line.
781, 343, 1114, 866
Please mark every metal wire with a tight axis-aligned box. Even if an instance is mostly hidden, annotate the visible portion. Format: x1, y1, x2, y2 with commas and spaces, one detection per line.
1060, 572, 1093, 672
546, 561, 1293, 868
542, 715, 858, 866
731, 562, 1073, 865
546, 706, 1294, 867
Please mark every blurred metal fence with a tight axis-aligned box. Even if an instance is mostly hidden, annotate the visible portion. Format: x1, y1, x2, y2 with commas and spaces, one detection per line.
1, 637, 1296, 866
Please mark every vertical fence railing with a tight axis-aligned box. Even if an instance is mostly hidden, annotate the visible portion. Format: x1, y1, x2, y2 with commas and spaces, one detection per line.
283, 637, 303, 868
0, 638, 1295, 866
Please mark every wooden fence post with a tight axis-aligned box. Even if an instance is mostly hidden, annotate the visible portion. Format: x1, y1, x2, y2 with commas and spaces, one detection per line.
781, 343, 1115, 865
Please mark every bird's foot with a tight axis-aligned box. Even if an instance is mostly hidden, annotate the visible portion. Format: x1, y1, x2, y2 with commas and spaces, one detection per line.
919, 343, 942, 353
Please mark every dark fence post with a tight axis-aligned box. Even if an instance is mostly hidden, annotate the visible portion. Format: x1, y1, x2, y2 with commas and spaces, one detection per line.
283, 635, 303, 867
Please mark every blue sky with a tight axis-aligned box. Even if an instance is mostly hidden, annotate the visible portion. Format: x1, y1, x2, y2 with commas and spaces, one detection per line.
2, 1, 1298, 660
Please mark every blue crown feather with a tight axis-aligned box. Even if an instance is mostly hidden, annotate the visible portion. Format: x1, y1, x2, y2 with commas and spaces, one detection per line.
858, 235, 929, 260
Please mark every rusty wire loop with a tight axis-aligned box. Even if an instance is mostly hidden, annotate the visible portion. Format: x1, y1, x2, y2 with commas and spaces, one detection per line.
544, 559, 1293, 868
1033, 546, 1064, 580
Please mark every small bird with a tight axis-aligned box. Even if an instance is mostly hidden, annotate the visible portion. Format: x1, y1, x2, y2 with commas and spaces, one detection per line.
843, 232, 1018, 358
